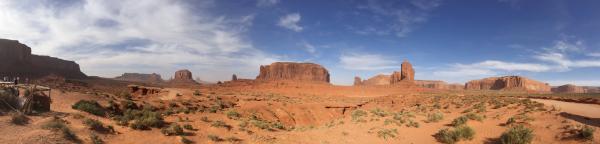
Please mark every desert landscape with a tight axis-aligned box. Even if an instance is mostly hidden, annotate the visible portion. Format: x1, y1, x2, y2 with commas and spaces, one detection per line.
1, 0, 599, 144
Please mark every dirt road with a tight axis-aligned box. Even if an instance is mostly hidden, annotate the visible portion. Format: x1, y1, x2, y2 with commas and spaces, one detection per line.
532, 98, 600, 118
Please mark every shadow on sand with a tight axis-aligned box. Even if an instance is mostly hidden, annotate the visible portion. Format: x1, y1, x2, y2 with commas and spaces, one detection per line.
559, 112, 600, 127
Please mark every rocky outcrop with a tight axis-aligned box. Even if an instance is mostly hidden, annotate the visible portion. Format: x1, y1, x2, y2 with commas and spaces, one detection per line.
361, 74, 391, 86
0, 39, 86, 79
390, 60, 415, 84
465, 76, 551, 92
128, 85, 161, 96
232, 74, 238, 81
415, 80, 464, 90
169, 69, 199, 85
115, 73, 163, 84
552, 84, 585, 93
353, 77, 362, 86
256, 62, 330, 83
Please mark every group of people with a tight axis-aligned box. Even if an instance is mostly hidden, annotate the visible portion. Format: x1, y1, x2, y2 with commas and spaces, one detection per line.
1, 76, 29, 85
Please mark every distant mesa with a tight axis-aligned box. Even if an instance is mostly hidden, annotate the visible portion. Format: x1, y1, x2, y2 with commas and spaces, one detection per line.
169, 69, 199, 86
415, 80, 463, 90
354, 60, 417, 87
0, 39, 86, 79
114, 73, 163, 84
465, 76, 551, 92
552, 84, 585, 93
256, 62, 330, 83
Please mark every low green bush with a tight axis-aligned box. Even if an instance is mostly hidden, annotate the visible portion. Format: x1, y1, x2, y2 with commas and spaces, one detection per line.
72, 100, 106, 116
427, 112, 444, 123
435, 126, 475, 144
83, 118, 105, 131
161, 123, 184, 136
451, 116, 468, 127
580, 125, 595, 141
500, 125, 534, 144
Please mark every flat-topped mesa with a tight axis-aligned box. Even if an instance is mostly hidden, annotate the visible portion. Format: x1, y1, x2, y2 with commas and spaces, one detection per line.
0, 39, 86, 79
115, 73, 163, 84
361, 74, 391, 86
465, 76, 551, 92
552, 84, 585, 93
256, 62, 330, 83
414, 80, 464, 90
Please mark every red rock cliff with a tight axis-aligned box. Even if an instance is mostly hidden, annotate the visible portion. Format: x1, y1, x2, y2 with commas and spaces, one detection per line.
256, 62, 330, 83
552, 84, 585, 93
390, 60, 415, 84
465, 76, 551, 92
0, 39, 86, 79
115, 73, 164, 84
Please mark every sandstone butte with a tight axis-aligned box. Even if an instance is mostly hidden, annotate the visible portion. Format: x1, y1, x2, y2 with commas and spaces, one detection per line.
552, 84, 585, 93
168, 69, 199, 85
256, 62, 330, 83
115, 73, 164, 84
465, 76, 551, 92
355, 60, 420, 87
0, 39, 86, 79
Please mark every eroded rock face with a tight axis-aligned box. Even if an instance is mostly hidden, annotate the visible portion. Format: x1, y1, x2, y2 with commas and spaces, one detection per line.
0, 39, 86, 79
552, 84, 585, 93
361, 74, 391, 86
465, 76, 551, 92
115, 73, 163, 84
353, 76, 362, 86
256, 62, 330, 83
390, 60, 415, 84
169, 69, 199, 85
128, 85, 161, 96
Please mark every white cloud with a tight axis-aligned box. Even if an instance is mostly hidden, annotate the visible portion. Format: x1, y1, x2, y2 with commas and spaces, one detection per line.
355, 0, 441, 37
458, 60, 553, 72
257, 0, 279, 7
587, 53, 600, 57
277, 13, 303, 32
339, 53, 398, 70
302, 41, 316, 54
0, 0, 280, 82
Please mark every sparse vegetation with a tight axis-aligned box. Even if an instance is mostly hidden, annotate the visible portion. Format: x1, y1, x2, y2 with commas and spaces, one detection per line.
122, 108, 164, 130
451, 116, 468, 127
193, 90, 201, 96
377, 128, 398, 140
435, 126, 475, 144
90, 133, 103, 144
427, 112, 444, 123
370, 108, 388, 117
352, 110, 368, 122
180, 136, 193, 144
211, 120, 232, 130
208, 134, 222, 142
500, 125, 534, 144
72, 100, 106, 116
465, 113, 484, 121
226, 110, 241, 120
83, 118, 105, 131
161, 123, 184, 136
580, 125, 595, 141
10, 112, 29, 125
42, 117, 79, 142
183, 124, 194, 130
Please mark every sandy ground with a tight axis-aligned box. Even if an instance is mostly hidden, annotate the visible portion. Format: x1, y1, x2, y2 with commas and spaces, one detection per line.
532, 99, 600, 118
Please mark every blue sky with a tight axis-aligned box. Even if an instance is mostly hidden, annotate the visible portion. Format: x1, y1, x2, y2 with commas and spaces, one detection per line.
1, 0, 600, 86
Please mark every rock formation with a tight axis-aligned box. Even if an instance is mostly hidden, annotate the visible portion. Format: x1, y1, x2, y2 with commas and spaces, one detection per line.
256, 62, 330, 83
353, 76, 362, 86
414, 80, 464, 90
552, 84, 585, 93
115, 73, 163, 84
169, 69, 199, 85
361, 74, 391, 86
465, 76, 551, 92
128, 85, 161, 96
390, 60, 415, 84
0, 39, 86, 79
232, 74, 238, 81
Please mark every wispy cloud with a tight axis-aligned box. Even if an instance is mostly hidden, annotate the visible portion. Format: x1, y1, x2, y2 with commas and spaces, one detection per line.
339, 53, 398, 70
277, 13, 303, 32
0, 0, 280, 81
257, 0, 279, 7
302, 41, 316, 54
355, 0, 441, 37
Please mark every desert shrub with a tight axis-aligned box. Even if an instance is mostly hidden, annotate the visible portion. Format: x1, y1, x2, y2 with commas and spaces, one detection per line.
211, 120, 232, 130
506, 117, 516, 125
72, 100, 106, 116
465, 113, 484, 121
271, 122, 285, 130
10, 112, 29, 125
161, 123, 184, 136
201, 116, 210, 122
83, 118, 105, 131
580, 125, 595, 140
0, 88, 19, 110
427, 112, 444, 123
377, 128, 398, 140
500, 125, 534, 144
370, 108, 388, 117
193, 90, 201, 96
183, 124, 194, 130
451, 116, 468, 127
90, 133, 103, 144
435, 126, 475, 144
226, 110, 241, 120
474, 102, 486, 113
120, 100, 138, 110
118, 91, 132, 100
42, 117, 79, 142
352, 110, 368, 122
251, 119, 271, 130
208, 106, 220, 113
180, 136, 193, 144
123, 109, 164, 130
208, 134, 222, 142
406, 119, 420, 128
226, 136, 242, 142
